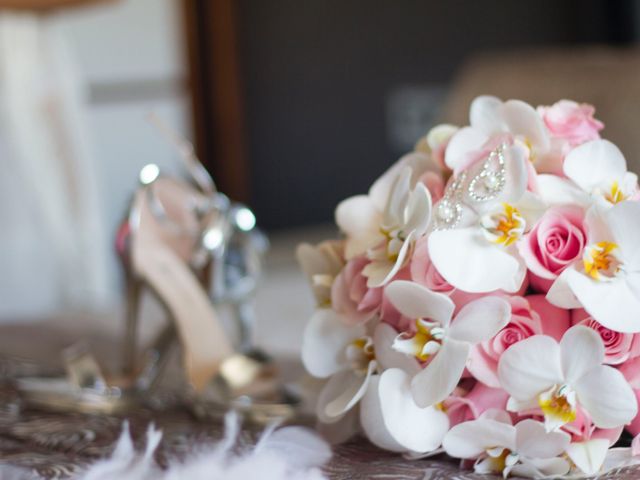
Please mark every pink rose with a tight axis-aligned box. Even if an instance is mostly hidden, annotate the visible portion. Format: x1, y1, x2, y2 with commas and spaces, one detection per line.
444, 381, 509, 427
467, 295, 570, 387
519, 205, 587, 293
538, 100, 604, 146
331, 256, 382, 325
572, 309, 640, 365
410, 236, 455, 294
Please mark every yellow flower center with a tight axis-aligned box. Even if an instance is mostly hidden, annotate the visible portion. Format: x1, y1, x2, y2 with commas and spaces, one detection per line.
605, 181, 627, 204
538, 385, 577, 426
488, 448, 511, 474
475, 447, 519, 476
523, 137, 536, 163
379, 227, 405, 262
482, 203, 526, 246
434, 402, 447, 413
583, 241, 620, 281
392, 319, 444, 362
347, 337, 375, 371
413, 325, 436, 362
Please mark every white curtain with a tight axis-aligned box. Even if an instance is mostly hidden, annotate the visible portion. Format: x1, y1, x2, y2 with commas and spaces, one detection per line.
0, 11, 111, 318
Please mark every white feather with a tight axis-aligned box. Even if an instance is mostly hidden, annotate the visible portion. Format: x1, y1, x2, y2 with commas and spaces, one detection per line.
76, 413, 330, 480
77, 422, 163, 480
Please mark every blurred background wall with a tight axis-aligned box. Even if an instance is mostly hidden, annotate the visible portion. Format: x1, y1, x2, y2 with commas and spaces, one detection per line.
1, 0, 640, 318
232, 0, 636, 228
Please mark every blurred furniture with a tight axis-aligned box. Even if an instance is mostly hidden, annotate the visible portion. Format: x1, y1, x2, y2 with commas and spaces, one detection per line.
0, 0, 113, 9
0, 4, 113, 318
182, 0, 249, 203
442, 46, 640, 172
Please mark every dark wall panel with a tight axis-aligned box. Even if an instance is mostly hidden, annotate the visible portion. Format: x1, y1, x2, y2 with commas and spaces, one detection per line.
236, 0, 621, 229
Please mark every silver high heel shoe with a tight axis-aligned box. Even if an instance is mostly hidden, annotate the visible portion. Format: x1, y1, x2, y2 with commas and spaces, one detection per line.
120, 166, 298, 423
14, 172, 216, 414
16, 119, 298, 423
139, 118, 298, 422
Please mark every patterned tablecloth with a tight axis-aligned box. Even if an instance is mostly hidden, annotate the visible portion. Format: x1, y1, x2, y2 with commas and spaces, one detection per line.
0, 349, 638, 479
0, 383, 638, 480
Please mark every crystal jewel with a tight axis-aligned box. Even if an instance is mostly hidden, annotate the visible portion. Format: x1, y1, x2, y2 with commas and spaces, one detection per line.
467, 144, 507, 202
433, 172, 466, 230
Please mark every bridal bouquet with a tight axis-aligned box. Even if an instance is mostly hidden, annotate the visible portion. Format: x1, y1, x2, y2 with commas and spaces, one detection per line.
298, 96, 640, 478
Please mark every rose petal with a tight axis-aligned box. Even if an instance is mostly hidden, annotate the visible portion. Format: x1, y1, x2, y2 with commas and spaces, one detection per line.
527, 294, 571, 341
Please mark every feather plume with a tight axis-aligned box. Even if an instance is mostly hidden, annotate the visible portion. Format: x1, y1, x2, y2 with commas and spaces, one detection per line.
76, 413, 330, 480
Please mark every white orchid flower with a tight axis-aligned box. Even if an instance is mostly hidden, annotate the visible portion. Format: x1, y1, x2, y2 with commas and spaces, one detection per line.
498, 326, 637, 432
360, 364, 449, 454
566, 439, 612, 477
537, 139, 639, 208
445, 95, 552, 173
443, 410, 571, 479
296, 240, 345, 306
336, 166, 432, 287
428, 140, 544, 293
414, 123, 458, 155
335, 152, 433, 258
301, 309, 376, 427
547, 201, 640, 332
301, 310, 448, 453
385, 280, 510, 408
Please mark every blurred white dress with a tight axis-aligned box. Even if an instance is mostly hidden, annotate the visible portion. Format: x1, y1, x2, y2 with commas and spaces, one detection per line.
0, 12, 110, 318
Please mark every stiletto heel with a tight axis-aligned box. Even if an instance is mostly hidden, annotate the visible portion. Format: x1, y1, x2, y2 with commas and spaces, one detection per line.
122, 275, 142, 377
